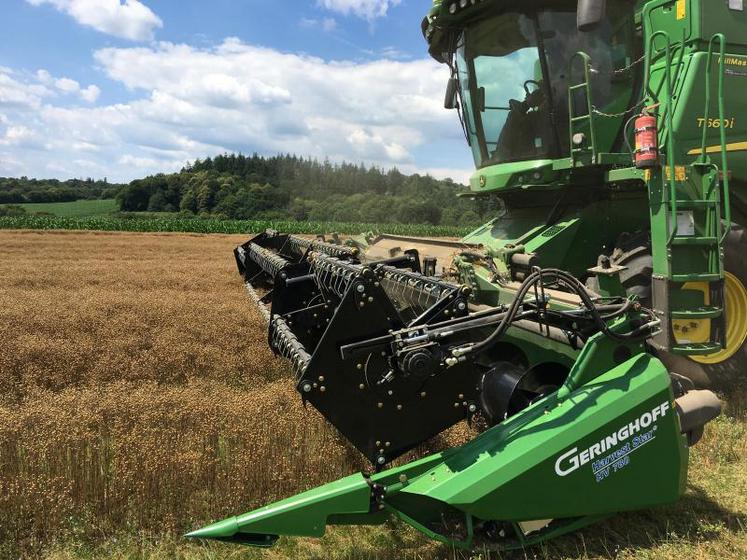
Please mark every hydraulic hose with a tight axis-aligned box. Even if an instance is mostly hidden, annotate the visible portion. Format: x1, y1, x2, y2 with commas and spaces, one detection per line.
454, 268, 657, 358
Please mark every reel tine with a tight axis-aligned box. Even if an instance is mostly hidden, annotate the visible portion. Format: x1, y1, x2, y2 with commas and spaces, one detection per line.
377, 265, 464, 319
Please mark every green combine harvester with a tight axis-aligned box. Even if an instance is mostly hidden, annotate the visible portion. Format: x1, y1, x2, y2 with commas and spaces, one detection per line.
188, 0, 746, 550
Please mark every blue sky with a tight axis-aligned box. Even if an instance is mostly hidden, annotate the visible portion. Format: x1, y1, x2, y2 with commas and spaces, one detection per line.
0, 1, 474, 183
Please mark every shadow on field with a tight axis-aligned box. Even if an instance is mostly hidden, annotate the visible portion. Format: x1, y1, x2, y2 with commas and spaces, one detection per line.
442, 485, 747, 560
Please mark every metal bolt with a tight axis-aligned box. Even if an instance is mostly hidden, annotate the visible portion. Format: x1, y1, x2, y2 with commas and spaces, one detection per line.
313, 383, 318, 388
388, 390, 393, 396
368, 296, 374, 303
377, 456, 386, 465
320, 386, 326, 392
454, 403, 460, 408
397, 404, 403, 410
359, 301, 365, 307
468, 404, 477, 413
376, 440, 381, 446
457, 302, 467, 311
399, 474, 407, 483
302, 383, 312, 393
357, 363, 363, 370
385, 441, 391, 447
378, 402, 384, 408
359, 383, 365, 390
420, 391, 427, 398
458, 394, 464, 399
318, 376, 325, 382
356, 284, 365, 293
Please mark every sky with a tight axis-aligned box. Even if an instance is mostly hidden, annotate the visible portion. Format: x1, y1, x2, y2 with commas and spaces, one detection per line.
0, 0, 475, 184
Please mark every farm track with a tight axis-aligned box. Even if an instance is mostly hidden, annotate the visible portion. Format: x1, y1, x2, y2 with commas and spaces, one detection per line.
0, 230, 745, 560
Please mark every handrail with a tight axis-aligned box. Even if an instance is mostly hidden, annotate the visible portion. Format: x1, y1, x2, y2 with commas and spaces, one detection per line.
644, 29, 687, 105
700, 33, 731, 241
646, 32, 679, 242
567, 51, 597, 165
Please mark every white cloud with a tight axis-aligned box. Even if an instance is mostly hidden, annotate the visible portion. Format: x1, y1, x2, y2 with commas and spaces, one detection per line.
299, 17, 338, 32
0, 72, 51, 109
380, 46, 411, 60
36, 69, 53, 84
0, 38, 478, 183
2, 125, 36, 144
55, 77, 80, 93
317, 0, 401, 20
25, 0, 162, 41
80, 85, 101, 103
37, 70, 101, 102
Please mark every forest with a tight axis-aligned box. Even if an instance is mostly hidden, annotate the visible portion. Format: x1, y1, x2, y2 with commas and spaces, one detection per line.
1, 154, 492, 227
116, 154, 491, 227
0, 177, 122, 204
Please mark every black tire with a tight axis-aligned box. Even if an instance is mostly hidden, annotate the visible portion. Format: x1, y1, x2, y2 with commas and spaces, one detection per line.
586, 231, 653, 305
589, 226, 747, 389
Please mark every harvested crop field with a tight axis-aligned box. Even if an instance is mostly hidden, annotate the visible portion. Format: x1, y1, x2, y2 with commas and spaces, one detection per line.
1, 229, 746, 560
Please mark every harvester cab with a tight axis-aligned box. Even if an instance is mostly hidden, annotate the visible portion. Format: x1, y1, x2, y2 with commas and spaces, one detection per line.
188, 0, 745, 551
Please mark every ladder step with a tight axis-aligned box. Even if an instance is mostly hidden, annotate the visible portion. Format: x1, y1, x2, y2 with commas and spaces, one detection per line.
571, 116, 590, 123
671, 236, 719, 246
671, 306, 723, 320
671, 342, 722, 356
569, 83, 589, 91
671, 273, 722, 282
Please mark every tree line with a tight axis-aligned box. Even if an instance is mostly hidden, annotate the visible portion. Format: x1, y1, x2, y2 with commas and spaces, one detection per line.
0, 177, 122, 204
117, 154, 491, 227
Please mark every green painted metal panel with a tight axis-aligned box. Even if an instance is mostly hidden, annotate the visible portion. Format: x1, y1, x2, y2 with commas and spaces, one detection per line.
408, 361, 683, 520
190, 352, 686, 546
468, 160, 557, 193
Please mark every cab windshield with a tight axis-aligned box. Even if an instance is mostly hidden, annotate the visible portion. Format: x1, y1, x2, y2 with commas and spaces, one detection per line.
454, 4, 634, 168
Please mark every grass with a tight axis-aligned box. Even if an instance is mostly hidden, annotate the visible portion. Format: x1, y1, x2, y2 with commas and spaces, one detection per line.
7, 199, 118, 217
0, 214, 473, 237
0, 230, 745, 560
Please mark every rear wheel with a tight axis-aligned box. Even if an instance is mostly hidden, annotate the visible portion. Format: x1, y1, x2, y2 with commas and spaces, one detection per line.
590, 226, 747, 388
692, 224, 747, 386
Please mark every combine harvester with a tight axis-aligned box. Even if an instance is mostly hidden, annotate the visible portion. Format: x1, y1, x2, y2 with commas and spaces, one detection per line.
188, 0, 746, 550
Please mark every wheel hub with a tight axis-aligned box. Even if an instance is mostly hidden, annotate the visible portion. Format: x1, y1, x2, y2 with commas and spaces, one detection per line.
675, 272, 747, 365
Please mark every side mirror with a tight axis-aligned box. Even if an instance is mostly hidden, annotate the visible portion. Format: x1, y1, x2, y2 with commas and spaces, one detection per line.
577, 0, 606, 31
444, 76, 459, 109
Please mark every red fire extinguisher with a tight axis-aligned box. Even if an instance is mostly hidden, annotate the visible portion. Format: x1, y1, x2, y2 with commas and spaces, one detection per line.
634, 113, 659, 169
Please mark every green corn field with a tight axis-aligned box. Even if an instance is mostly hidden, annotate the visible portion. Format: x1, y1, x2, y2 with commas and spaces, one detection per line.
0, 215, 473, 238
